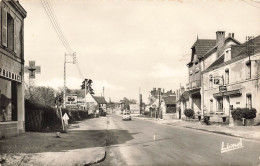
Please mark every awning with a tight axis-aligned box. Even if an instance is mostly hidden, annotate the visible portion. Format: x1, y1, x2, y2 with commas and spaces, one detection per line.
213, 89, 241, 97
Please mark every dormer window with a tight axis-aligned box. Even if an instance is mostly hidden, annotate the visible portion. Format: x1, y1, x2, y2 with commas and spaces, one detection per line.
224, 48, 231, 62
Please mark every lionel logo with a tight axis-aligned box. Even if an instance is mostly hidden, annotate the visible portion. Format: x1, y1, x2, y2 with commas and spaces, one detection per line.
221, 138, 244, 153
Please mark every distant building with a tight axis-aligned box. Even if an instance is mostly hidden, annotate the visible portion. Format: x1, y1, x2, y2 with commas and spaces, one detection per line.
202, 35, 260, 124
0, 0, 27, 137
148, 88, 177, 119
85, 93, 107, 115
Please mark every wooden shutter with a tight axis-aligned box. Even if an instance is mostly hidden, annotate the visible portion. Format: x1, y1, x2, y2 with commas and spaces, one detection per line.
1, 7, 7, 47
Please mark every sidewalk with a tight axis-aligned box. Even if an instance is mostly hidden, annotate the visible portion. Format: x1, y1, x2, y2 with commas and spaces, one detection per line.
0, 117, 108, 166
134, 116, 260, 141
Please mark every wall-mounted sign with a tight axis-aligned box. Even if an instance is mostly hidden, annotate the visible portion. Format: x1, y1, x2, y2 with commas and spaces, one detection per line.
0, 67, 22, 82
25, 61, 41, 79
66, 94, 77, 104
219, 85, 227, 92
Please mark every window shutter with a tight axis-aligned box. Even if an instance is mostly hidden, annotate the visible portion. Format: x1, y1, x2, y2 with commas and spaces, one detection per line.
1, 8, 7, 47
14, 18, 17, 52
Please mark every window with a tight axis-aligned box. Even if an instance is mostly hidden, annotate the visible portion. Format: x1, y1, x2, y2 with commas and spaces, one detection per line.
217, 98, 223, 112
2, 7, 8, 47
225, 69, 229, 84
246, 61, 251, 80
210, 99, 213, 112
246, 94, 252, 109
7, 13, 15, 51
209, 75, 213, 89
1, 7, 15, 51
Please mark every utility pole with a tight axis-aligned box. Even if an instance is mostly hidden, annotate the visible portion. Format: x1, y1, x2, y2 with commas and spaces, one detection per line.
63, 52, 76, 108
158, 88, 161, 119
139, 87, 142, 115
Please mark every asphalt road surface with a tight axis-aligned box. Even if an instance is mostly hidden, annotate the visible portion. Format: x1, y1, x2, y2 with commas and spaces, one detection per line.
96, 114, 260, 166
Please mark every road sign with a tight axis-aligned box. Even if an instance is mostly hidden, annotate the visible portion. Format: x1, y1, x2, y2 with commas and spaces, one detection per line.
219, 85, 227, 92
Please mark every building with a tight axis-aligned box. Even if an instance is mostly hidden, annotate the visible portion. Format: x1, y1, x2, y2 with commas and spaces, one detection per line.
186, 31, 240, 119
202, 35, 260, 124
0, 0, 27, 137
147, 88, 177, 119
161, 95, 177, 119
92, 96, 107, 115
85, 93, 107, 115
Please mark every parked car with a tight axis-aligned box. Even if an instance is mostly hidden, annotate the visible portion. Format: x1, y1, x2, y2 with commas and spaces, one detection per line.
122, 112, 131, 121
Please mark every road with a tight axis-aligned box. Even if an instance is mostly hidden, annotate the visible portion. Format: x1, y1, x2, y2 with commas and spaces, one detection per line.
96, 114, 260, 166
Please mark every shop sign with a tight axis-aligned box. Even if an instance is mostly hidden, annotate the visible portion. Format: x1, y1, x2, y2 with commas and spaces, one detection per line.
0, 67, 22, 82
219, 85, 227, 92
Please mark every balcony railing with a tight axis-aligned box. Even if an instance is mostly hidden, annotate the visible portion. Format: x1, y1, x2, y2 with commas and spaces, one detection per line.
187, 80, 201, 90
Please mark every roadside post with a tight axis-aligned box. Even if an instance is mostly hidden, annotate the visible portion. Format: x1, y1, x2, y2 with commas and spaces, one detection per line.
60, 106, 65, 131
63, 113, 69, 129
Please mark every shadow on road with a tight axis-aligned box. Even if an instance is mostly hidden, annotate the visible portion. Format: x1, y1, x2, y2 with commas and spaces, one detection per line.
0, 129, 135, 154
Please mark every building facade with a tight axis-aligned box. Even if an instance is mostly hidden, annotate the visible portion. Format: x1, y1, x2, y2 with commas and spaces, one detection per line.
147, 88, 177, 119
202, 36, 260, 124
186, 31, 240, 118
0, 0, 27, 137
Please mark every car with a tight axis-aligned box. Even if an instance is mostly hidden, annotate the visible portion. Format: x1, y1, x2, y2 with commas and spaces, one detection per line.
122, 112, 131, 120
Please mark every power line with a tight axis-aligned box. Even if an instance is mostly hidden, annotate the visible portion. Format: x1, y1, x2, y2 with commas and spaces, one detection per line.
44, 0, 73, 53
40, 0, 86, 80
40, 0, 73, 53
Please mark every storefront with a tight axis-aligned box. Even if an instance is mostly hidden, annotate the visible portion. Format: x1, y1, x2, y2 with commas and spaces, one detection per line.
0, 0, 27, 137
0, 66, 24, 137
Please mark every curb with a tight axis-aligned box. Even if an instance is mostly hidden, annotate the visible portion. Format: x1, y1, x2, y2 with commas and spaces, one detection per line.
85, 151, 107, 166
180, 126, 260, 141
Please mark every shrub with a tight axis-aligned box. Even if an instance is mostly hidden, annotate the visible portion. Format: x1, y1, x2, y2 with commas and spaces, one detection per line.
184, 109, 194, 118
231, 108, 244, 120
244, 108, 257, 119
231, 108, 257, 120
203, 116, 210, 125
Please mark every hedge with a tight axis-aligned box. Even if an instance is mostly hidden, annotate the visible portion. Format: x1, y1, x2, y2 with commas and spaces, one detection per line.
184, 109, 194, 118
231, 108, 257, 121
25, 99, 92, 132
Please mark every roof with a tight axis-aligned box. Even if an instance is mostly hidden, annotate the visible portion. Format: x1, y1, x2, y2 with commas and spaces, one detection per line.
203, 35, 260, 73
93, 96, 107, 104
191, 39, 216, 58
207, 54, 224, 69
178, 91, 189, 102
188, 36, 241, 65
162, 96, 176, 105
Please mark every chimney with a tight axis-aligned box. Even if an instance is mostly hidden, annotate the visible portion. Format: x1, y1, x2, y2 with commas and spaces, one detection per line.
232, 33, 234, 38
181, 86, 185, 93
228, 33, 231, 37
216, 31, 225, 57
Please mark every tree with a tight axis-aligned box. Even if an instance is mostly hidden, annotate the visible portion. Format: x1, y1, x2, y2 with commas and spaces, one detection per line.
25, 86, 56, 107
81, 79, 94, 95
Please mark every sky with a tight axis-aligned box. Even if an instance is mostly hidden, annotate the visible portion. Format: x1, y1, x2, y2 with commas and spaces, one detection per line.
20, 0, 260, 103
